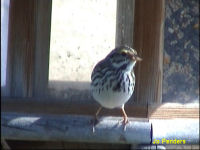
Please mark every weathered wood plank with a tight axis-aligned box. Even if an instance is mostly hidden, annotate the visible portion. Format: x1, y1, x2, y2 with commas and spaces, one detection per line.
33, 0, 52, 97
1, 97, 147, 118
1, 112, 151, 144
1, 0, 10, 97
1, 112, 198, 144
5, 0, 52, 98
115, 0, 135, 47
148, 103, 199, 119
2, 98, 199, 119
7, 0, 36, 97
133, 0, 164, 104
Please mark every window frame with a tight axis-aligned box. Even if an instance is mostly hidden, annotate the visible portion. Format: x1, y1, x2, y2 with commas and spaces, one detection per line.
1, 1, 199, 149
1, 0, 199, 121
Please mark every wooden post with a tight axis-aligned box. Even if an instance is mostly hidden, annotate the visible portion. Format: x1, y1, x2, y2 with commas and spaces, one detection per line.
115, 0, 135, 47
33, 0, 52, 97
133, 0, 164, 104
6, 0, 52, 97
7, 0, 36, 97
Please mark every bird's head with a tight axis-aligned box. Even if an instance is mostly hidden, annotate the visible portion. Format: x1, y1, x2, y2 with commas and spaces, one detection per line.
106, 46, 142, 71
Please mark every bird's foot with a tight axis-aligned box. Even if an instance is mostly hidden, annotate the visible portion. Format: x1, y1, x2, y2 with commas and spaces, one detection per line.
91, 116, 100, 133
118, 118, 129, 131
92, 107, 102, 133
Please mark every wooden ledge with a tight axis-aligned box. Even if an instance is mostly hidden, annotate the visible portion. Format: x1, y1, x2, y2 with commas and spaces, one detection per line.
2, 98, 199, 119
1, 112, 151, 144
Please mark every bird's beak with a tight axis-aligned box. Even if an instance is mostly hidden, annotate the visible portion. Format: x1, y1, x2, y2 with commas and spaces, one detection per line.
135, 56, 142, 61
130, 54, 142, 61
127, 51, 142, 62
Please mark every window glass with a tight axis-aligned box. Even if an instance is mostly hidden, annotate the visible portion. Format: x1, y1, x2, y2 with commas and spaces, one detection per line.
49, 0, 117, 99
163, 0, 199, 103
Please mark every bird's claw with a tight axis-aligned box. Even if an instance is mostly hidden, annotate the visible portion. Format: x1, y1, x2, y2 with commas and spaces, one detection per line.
91, 117, 99, 133
118, 118, 129, 131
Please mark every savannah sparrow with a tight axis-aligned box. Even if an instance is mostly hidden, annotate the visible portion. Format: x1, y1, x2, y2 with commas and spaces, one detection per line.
91, 46, 142, 131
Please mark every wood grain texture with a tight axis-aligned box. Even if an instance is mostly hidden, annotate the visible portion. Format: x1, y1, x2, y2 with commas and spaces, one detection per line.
33, 0, 52, 97
2, 98, 199, 119
1, 98, 148, 118
133, 0, 164, 104
115, 0, 135, 47
7, 0, 36, 97
6, 0, 52, 97
148, 103, 199, 119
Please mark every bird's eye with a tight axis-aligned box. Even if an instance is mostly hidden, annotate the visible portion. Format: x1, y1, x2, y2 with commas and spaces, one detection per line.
121, 52, 126, 56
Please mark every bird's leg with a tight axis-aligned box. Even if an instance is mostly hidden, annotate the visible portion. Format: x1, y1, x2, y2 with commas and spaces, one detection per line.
95, 106, 102, 120
92, 106, 102, 132
118, 105, 129, 131
121, 105, 129, 124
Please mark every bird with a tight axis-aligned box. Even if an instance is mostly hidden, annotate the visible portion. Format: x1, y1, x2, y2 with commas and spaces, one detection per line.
91, 45, 142, 131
